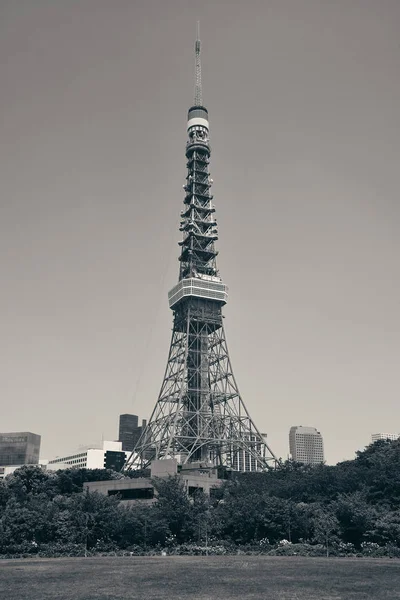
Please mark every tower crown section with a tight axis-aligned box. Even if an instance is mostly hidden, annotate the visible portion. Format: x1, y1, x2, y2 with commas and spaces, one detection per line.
177, 36, 221, 289
179, 105, 217, 283
187, 106, 209, 145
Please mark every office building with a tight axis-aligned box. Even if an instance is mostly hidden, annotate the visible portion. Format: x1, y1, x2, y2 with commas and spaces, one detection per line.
118, 414, 147, 452
371, 433, 398, 443
289, 426, 324, 465
119, 414, 138, 451
47, 440, 128, 472
0, 432, 41, 467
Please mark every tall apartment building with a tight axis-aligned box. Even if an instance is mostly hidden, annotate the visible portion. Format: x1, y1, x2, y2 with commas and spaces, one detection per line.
289, 426, 324, 465
371, 433, 398, 443
0, 432, 41, 467
118, 414, 147, 452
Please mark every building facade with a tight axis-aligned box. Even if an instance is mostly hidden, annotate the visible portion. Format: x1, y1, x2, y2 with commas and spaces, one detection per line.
371, 433, 398, 443
84, 458, 222, 503
47, 441, 128, 471
0, 432, 41, 467
289, 426, 324, 465
118, 414, 147, 452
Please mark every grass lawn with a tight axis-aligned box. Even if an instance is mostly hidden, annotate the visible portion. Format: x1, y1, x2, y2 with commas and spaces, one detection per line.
1, 555, 400, 600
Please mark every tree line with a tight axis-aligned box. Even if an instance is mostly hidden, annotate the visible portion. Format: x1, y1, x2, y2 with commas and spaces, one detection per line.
1, 439, 400, 557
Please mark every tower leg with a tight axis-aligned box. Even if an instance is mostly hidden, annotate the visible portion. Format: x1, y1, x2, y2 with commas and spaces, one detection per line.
125, 302, 277, 471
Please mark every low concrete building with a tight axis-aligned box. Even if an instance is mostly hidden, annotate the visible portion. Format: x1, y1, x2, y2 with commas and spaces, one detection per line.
84, 458, 223, 503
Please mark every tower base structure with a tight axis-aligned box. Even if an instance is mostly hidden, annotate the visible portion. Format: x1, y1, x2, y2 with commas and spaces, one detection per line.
124, 292, 277, 472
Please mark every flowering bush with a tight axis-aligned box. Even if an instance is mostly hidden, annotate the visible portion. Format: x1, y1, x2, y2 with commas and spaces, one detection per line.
334, 542, 356, 557
166, 543, 228, 555
272, 543, 326, 557
259, 538, 270, 547
164, 533, 177, 548
361, 542, 382, 556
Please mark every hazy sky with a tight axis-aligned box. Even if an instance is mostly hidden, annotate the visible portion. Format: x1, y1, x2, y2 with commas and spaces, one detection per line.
1, 0, 399, 465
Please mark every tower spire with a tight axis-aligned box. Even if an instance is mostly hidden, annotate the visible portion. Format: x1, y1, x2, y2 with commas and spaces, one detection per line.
194, 21, 202, 106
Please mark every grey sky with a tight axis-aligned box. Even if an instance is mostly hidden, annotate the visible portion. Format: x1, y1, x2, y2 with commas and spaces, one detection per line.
1, 0, 399, 465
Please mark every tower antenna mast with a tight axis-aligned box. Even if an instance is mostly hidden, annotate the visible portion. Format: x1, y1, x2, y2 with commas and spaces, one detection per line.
194, 21, 202, 106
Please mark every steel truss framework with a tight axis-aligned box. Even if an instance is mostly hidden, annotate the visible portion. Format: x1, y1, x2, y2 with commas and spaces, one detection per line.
125, 35, 277, 472
125, 299, 277, 471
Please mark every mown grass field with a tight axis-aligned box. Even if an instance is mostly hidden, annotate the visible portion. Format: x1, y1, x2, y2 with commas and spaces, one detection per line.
1, 555, 399, 600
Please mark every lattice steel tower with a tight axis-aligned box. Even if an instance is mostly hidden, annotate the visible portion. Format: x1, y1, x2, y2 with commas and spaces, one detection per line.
125, 30, 277, 472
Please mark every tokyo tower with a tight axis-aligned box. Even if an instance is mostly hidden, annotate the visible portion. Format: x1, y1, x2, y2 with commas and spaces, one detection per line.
125, 29, 277, 472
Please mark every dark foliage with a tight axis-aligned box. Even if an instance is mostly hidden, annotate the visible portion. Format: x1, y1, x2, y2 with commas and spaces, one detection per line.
1, 440, 400, 556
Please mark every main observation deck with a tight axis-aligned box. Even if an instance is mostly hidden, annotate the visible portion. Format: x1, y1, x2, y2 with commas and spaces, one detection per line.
168, 277, 228, 309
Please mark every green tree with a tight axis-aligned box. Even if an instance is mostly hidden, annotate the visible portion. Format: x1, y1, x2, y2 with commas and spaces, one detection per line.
334, 492, 377, 548
113, 503, 154, 549
366, 511, 400, 547
0, 480, 10, 509
312, 507, 339, 557
54, 468, 122, 496
150, 476, 193, 544
6, 466, 56, 502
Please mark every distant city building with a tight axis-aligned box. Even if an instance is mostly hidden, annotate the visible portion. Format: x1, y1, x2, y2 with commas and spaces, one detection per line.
0, 465, 20, 479
0, 460, 47, 480
371, 433, 399, 443
0, 432, 41, 467
289, 426, 324, 465
118, 414, 138, 450
118, 414, 147, 451
46, 441, 128, 472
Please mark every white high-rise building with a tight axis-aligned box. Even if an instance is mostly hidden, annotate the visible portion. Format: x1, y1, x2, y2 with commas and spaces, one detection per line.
371, 433, 398, 443
46, 441, 129, 471
289, 426, 324, 465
